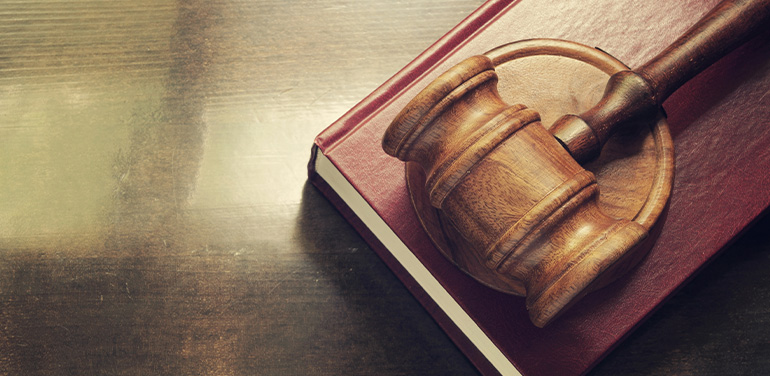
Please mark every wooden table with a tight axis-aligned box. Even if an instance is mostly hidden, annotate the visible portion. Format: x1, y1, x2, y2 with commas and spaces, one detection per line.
1, 1, 768, 374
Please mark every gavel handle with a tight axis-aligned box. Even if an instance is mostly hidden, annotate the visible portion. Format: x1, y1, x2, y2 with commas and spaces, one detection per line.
639, 0, 770, 102
551, 0, 770, 164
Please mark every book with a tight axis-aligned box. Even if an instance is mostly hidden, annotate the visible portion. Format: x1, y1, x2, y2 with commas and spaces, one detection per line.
308, 0, 770, 375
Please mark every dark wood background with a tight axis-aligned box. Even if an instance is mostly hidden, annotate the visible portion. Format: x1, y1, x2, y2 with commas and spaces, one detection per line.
1, 0, 768, 374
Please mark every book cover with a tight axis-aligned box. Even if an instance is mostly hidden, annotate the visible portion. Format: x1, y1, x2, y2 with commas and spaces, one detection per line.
309, 0, 770, 374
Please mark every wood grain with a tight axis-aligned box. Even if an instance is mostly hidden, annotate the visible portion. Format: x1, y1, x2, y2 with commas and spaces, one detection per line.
0, 1, 482, 375
0, 0, 768, 375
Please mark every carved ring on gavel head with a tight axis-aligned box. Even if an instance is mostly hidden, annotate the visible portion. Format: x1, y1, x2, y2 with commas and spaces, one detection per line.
382, 0, 769, 327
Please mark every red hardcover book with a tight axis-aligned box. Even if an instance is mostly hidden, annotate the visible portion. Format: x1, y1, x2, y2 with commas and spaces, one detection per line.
308, 0, 770, 375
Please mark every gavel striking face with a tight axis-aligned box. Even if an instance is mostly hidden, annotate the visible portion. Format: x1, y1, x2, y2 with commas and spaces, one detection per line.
382, 0, 770, 327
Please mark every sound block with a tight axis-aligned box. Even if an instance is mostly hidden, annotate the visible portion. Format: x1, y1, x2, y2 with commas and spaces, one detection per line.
406, 39, 674, 297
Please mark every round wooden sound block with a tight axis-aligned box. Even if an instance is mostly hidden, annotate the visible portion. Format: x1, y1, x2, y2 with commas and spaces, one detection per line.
406, 39, 674, 296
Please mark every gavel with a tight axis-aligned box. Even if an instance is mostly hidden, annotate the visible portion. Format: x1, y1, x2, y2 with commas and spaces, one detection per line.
382, 0, 770, 327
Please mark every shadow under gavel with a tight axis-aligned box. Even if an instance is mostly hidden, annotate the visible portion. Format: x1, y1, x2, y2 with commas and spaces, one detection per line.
382, 0, 770, 327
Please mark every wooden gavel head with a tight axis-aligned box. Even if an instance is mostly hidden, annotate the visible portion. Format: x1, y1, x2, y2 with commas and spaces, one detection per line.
382, 55, 652, 327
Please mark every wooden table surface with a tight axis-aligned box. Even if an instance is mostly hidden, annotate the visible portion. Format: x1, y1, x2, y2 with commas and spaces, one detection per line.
1, 1, 768, 375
